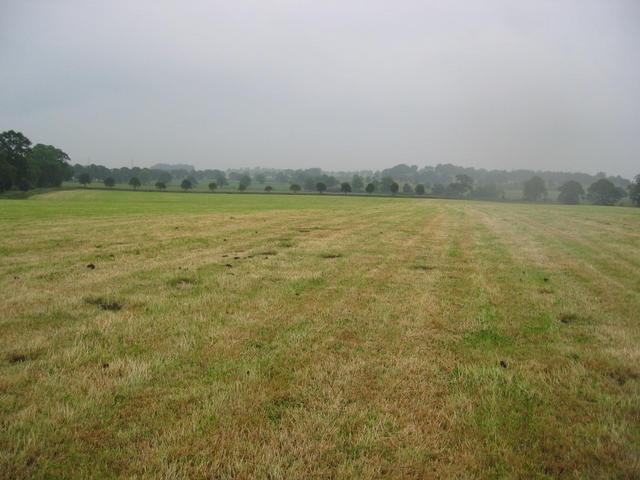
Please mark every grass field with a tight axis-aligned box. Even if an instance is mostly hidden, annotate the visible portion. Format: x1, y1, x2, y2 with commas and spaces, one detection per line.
1, 190, 639, 478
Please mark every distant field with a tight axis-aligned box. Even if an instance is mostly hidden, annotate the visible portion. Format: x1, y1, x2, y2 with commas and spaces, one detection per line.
1, 190, 639, 478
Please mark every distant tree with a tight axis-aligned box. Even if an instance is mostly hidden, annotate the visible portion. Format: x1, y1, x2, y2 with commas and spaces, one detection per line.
238, 183, 247, 191
432, 183, 445, 195
129, 177, 141, 189
290, 183, 301, 192
446, 175, 473, 198
365, 183, 375, 194
587, 178, 623, 205
415, 184, 425, 195
264, 185, 273, 192
239, 174, 252, 187
155, 181, 166, 190
523, 176, 547, 201
104, 177, 115, 188
79, 173, 92, 187
208, 182, 218, 191
629, 175, 640, 207
472, 184, 502, 200
557, 181, 584, 204
255, 173, 266, 184
402, 183, 413, 194
381, 176, 395, 193
214, 171, 228, 187
303, 178, 316, 191
446, 182, 468, 198
340, 182, 351, 193
455, 174, 474, 189
390, 182, 399, 194
157, 171, 172, 184
351, 175, 364, 191
181, 179, 192, 190
316, 182, 327, 193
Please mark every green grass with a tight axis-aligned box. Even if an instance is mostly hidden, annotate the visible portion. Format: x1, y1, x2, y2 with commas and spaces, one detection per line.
1, 190, 639, 478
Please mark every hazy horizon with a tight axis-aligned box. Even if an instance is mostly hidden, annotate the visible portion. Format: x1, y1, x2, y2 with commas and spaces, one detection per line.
1, 1, 639, 178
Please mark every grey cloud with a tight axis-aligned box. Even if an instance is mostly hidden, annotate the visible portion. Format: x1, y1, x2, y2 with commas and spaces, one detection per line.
1, 0, 639, 176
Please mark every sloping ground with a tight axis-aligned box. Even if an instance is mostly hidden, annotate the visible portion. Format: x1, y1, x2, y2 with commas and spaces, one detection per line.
1, 191, 639, 478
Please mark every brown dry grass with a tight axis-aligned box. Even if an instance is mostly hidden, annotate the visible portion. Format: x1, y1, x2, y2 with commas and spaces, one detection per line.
0, 191, 639, 478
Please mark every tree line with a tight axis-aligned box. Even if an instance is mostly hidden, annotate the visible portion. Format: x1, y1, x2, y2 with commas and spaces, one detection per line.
0, 130, 73, 191
2, 130, 639, 206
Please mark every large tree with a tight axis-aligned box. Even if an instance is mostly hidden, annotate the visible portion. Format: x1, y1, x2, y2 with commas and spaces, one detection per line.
0, 130, 32, 186
523, 176, 547, 201
28, 144, 73, 187
557, 180, 584, 204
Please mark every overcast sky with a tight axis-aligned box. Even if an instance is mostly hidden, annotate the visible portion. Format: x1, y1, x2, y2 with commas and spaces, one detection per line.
1, 1, 639, 177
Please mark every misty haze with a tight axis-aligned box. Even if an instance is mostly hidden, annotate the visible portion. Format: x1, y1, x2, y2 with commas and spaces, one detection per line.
1, 1, 639, 478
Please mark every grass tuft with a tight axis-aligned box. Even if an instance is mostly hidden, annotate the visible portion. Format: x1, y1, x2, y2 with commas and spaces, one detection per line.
84, 296, 123, 311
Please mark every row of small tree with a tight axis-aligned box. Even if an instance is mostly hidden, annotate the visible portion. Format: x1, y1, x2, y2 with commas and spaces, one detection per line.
80, 169, 640, 206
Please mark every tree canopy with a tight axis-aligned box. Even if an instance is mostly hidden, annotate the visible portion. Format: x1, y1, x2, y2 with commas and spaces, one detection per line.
587, 178, 623, 205
0, 131, 72, 190
558, 181, 584, 204
523, 176, 547, 201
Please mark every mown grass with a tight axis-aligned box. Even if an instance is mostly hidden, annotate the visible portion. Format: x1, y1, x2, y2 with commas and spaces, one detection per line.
1, 191, 639, 478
